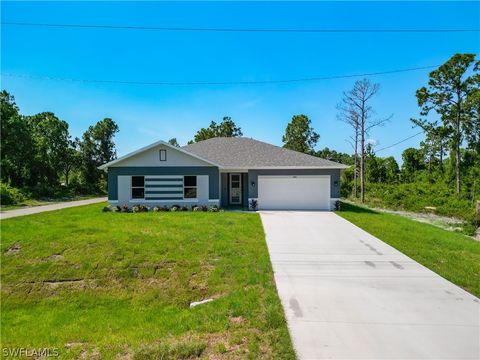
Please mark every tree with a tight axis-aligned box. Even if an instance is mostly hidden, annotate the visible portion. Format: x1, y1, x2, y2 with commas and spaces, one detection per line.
191, 116, 243, 143
80, 118, 119, 187
338, 99, 360, 197
413, 53, 479, 195
168, 138, 180, 147
60, 139, 81, 186
339, 79, 390, 202
0, 91, 33, 187
282, 114, 319, 154
316, 147, 353, 165
401, 148, 425, 182
26, 112, 70, 187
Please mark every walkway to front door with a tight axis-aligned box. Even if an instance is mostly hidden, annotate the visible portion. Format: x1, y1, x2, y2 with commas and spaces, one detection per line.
260, 211, 479, 360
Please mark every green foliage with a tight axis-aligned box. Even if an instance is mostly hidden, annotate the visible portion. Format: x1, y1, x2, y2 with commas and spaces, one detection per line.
401, 147, 425, 182
0, 182, 25, 205
1, 90, 118, 200
282, 114, 319, 154
168, 138, 180, 147
413, 53, 479, 193
80, 118, 119, 187
316, 147, 353, 165
191, 116, 242, 143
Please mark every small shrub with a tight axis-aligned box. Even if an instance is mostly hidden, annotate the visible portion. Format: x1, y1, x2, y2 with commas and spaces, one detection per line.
102, 206, 112, 212
192, 205, 200, 212
181, 205, 189, 212
152, 206, 160, 212
170, 206, 178, 212
0, 183, 25, 205
201, 205, 209, 212
249, 199, 258, 211
121, 204, 129, 213
209, 205, 219, 212
112, 206, 121, 212
132, 205, 141, 213
160, 205, 169, 212
334, 200, 341, 211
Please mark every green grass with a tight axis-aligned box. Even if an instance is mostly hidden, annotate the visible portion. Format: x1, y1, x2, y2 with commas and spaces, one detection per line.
338, 202, 480, 297
1, 204, 295, 359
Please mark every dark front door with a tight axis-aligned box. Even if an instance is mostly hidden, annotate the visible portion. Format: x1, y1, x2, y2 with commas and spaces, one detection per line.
229, 173, 242, 205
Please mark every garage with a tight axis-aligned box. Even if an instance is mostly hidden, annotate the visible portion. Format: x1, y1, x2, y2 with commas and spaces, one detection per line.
257, 175, 330, 210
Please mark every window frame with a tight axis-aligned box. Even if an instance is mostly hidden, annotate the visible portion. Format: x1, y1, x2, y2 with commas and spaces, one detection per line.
159, 149, 167, 162
131, 176, 145, 199
183, 175, 197, 199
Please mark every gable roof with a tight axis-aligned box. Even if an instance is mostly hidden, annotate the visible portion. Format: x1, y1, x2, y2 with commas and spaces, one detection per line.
98, 140, 220, 170
183, 137, 348, 169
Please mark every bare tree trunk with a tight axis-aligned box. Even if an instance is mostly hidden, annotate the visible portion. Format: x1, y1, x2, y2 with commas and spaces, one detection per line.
455, 97, 461, 196
360, 111, 366, 203
353, 131, 358, 198
455, 118, 461, 195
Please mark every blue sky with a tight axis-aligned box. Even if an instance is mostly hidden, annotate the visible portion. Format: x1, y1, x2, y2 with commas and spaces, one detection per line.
1, 1, 479, 162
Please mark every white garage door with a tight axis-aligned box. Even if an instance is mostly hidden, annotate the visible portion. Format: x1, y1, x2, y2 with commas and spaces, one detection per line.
258, 175, 331, 210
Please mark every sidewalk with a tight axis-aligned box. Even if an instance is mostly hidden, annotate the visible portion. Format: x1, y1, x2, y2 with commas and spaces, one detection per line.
0, 197, 107, 219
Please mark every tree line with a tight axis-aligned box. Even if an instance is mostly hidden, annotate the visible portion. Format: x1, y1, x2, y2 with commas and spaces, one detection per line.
1, 91, 119, 199
2, 53, 478, 224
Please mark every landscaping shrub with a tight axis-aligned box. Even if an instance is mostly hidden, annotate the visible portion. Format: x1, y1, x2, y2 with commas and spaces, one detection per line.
0, 183, 25, 205
249, 199, 258, 211
121, 204, 129, 213
192, 205, 200, 212
201, 205, 208, 212
209, 205, 219, 212
152, 206, 160, 212
180, 205, 189, 212
170, 205, 179, 212
102, 206, 112, 212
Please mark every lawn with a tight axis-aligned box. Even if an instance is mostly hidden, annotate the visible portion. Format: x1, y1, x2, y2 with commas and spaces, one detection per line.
338, 202, 480, 297
1, 204, 295, 359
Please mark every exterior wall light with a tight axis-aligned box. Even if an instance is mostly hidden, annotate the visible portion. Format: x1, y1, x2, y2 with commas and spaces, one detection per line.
251, 181, 256, 187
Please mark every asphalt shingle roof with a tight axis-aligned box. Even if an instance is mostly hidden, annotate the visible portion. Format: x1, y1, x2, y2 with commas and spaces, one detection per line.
183, 137, 348, 169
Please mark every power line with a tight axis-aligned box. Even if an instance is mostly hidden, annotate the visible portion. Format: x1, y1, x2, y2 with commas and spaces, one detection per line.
2, 22, 479, 33
1, 65, 439, 86
375, 130, 425, 153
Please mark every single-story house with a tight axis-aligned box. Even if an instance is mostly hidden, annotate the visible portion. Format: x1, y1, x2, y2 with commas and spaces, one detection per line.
99, 137, 348, 210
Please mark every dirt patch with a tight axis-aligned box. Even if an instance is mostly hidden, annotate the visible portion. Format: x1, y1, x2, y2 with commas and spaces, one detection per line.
229, 316, 245, 325
49, 253, 64, 261
4, 243, 20, 255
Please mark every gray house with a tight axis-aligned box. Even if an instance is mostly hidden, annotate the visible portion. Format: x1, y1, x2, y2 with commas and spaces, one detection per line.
99, 137, 348, 210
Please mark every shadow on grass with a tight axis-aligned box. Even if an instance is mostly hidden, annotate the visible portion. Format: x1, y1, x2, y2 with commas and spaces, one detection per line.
340, 201, 379, 214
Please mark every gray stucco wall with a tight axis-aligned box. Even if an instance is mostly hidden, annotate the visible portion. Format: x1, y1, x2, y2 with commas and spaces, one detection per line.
108, 166, 220, 201
247, 169, 341, 199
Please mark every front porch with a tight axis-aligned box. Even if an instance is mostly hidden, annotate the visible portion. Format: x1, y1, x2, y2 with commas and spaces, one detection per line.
220, 172, 249, 210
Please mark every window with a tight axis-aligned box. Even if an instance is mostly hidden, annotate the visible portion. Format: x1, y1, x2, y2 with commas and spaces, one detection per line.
183, 176, 197, 198
131, 176, 145, 199
159, 149, 167, 161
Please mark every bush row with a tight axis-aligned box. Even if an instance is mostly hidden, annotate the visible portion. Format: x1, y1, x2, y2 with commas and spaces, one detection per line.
103, 204, 223, 213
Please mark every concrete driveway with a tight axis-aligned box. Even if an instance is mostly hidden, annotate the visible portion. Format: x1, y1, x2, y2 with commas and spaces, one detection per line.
260, 211, 479, 360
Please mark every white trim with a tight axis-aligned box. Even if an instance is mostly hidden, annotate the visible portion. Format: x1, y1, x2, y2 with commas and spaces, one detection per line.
208, 199, 220, 202
237, 165, 349, 170
109, 200, 119, 204
129, 199, 198, 203
220, 169, 249, 173
98, 140, 220, 170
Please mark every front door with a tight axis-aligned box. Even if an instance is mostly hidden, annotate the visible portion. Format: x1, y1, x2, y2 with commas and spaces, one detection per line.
229, 173, 242, 205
